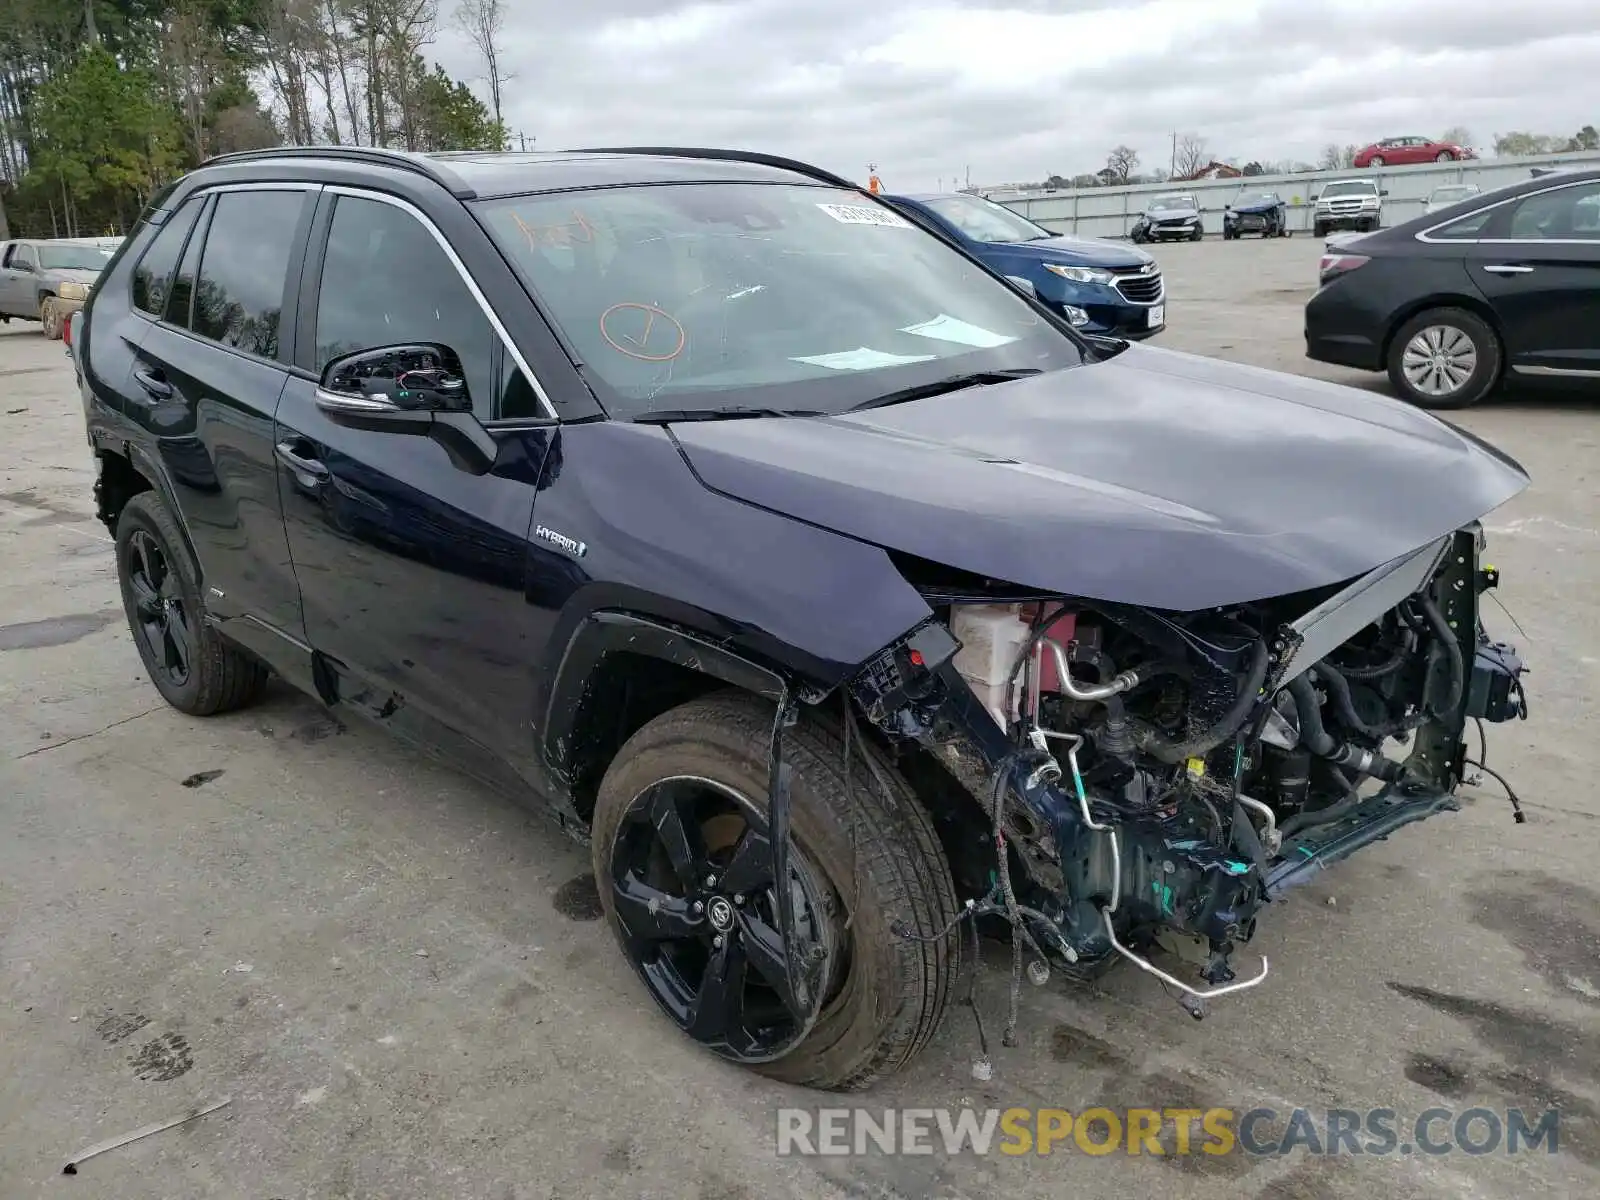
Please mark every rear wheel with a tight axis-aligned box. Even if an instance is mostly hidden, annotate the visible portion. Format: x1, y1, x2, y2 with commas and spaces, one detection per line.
115, 492, 271, 714
1386, 307, 1502, 410
591, 691, 961, 1091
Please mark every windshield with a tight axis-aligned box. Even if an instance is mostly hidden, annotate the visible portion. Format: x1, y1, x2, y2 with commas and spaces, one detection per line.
1320, 181, 1376, 198
920, 194, 1052, 244
1149, 194, 1196, 210
37, 244, 113, 271
475, 183, 1084, 418
1234, 193, 1278, 206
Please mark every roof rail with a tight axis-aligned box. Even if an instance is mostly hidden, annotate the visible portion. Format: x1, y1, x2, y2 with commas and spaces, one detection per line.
571, 146, 860, 192
197, 146, 475, 197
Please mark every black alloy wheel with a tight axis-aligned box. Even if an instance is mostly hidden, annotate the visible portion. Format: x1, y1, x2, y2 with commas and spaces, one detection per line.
114, 492, 270, 714
125, 528, 194, 690
606, 775, 838, 1063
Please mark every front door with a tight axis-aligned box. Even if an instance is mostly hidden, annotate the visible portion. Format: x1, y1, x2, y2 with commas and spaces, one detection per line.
273, 189, 555, 783
0, 243, 37, 317
1470, 177, 1600, 376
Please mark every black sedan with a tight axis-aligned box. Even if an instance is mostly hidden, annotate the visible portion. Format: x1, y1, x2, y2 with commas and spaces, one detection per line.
1306, 166, 1600, 408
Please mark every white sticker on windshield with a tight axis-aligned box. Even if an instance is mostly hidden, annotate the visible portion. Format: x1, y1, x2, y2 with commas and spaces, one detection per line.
816, 203, 913, 228
791, 348, 937, 371
900, 314, 1019, 348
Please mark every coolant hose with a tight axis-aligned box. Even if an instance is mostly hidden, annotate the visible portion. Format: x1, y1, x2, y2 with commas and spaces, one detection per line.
1311, 663, 1385, 739
1279, 768, 1361, 838
1286, 675, 1407, 783
1416, 592, 1465, 719
1134, 637, 1270, 764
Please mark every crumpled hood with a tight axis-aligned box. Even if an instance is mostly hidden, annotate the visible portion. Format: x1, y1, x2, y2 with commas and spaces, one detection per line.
668, 346, 1530, 610
1146, 206, 1198, 220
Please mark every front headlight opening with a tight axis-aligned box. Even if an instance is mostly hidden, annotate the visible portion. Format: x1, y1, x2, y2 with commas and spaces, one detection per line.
57, 281, 89, 300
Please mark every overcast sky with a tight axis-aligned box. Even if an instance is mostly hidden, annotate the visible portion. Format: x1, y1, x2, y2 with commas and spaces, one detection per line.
431, 0, 1600, 191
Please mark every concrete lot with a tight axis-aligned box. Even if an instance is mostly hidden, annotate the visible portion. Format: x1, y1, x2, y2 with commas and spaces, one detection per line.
1, 237, 1596, 1199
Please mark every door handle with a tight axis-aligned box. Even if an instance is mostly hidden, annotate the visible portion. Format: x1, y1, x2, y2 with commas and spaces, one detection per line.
275, 440, 330, 487
132, 366, 173, 399
1482, 264, 1535, 275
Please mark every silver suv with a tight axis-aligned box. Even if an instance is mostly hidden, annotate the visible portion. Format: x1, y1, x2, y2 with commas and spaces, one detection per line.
0, 238, 115, 339
1311, 178, 1385, 238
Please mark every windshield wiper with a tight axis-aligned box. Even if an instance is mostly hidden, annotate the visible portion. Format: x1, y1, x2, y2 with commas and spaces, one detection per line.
847, 368, 1042, 413
631, 406, 826, 424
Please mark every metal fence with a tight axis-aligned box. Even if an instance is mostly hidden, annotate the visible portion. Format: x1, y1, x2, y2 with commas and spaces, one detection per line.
992, 149, 1600, 239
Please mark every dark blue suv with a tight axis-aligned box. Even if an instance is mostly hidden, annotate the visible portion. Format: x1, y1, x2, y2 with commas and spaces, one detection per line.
73, 145, 1530, 1094
884, 192, 1166, 339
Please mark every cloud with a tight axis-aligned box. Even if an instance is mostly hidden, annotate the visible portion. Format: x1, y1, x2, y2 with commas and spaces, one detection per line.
426, 0, 1600, 190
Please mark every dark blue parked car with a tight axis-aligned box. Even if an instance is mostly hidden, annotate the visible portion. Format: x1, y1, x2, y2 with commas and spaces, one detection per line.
883, 192, 1166, 339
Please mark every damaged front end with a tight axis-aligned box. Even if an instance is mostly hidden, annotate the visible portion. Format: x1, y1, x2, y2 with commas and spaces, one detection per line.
846, 524, 1528, 1020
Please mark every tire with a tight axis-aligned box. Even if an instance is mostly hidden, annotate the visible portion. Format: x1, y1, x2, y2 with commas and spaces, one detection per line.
115, 492, 271, 715
591, 691, 961, 1091
1190, 228, 1203, 242
1386, 307, 1502, 410
1313, 222, 1328, 239
1436, 150, 1454, 161
1369, 155, 1385, 167
40, 296, 62, 340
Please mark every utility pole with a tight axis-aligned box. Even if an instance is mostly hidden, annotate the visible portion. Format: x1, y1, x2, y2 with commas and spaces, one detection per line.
965, 164, 971, 189
1170, 132, 1177, 179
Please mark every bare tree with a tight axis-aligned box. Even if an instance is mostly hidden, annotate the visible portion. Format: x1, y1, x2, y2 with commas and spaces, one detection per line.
452, 0, 511, 126
1104, 144, 1138, 183
1317, 143, 1357, 171
1439, 125, 1473, 150
1173, 133, 1208, 179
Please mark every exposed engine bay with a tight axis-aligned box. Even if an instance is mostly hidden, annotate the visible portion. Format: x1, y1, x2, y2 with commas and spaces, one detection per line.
847, 523, 1528, 1023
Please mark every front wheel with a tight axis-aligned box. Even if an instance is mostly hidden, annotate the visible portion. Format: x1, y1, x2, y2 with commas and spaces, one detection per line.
40, 296, 62, 340
1190, 228, 1203, 242
1436, 150, 1455, 161
591, 692, 961, 1091
1369, 155, 1385, 167
1386, 308, 1502, 409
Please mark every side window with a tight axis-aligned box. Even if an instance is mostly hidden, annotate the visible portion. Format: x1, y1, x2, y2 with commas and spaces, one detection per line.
14, 244, 37, 271
1431, 208, 1492, 240
1507, 182, 1600, 241
166, 198, 212, 329
0, 244, 14, 268
192, 189, 305, 358
132, 198, 204, 317
314, 195, 497, 418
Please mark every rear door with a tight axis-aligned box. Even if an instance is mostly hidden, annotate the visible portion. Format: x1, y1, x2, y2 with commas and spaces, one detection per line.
127, 184, 314, 640
1468, 177, 1600, 377
272, 187, 556, 782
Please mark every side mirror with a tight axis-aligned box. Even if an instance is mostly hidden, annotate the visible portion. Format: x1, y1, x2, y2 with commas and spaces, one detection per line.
315, 343, 497, 475
1224, 204, 1232, 210
1004, 275, 1038, 298
1380, 189, 1390, 196
319, 343, 471, 414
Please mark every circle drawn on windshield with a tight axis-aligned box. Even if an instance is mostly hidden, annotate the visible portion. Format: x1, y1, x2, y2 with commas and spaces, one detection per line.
600, 303, 686, 362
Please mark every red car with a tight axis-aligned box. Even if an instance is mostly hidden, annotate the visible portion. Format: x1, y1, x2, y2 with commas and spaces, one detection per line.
1353, 136, 1475, 168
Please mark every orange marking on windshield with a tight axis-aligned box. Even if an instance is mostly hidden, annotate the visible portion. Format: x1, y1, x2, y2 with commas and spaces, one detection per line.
600, 303, 686, 362
512, 209, 598, 250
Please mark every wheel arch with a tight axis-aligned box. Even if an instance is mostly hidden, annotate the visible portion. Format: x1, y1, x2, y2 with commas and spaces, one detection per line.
92, 438, 206, 584
543, 611, 798, 825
